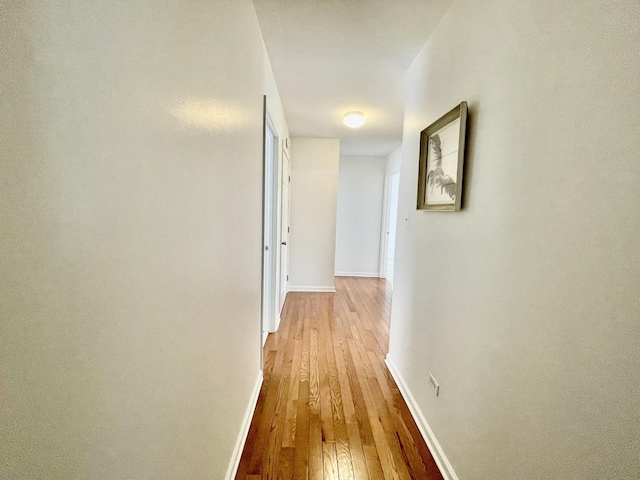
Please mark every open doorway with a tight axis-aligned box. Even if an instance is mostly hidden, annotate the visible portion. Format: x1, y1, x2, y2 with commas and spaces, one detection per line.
380, 170, 400, 286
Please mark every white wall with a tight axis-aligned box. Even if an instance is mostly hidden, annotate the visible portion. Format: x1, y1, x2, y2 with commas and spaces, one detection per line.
335, 155, 386, 277
289, 138, 340, 291
0, 1, 287, 478
388, 1, 640, 480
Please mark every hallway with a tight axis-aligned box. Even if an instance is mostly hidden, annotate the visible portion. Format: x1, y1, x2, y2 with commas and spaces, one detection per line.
236, 277, 444, 480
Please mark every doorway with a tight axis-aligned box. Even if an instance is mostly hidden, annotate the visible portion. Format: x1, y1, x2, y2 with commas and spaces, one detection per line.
380, 170, 400, 286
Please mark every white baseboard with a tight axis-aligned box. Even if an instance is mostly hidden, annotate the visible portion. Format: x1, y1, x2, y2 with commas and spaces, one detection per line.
225, 371, 263, 480
334, 272, 380, 278
273, 314, 281, 332
288, 286, 336, 293
385, 356, 459, 480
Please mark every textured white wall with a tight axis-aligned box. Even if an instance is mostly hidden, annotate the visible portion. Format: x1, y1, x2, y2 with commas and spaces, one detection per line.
388, 1, 640, 479
289, 138, 340, 291
335, 156, 386, 276
0, 1, 286, 478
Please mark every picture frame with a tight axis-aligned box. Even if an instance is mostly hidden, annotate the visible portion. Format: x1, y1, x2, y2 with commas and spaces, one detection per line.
417, 102, 468, 211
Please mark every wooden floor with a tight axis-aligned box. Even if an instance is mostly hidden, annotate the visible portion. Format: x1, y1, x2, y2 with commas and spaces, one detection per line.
235, 277, 443, 480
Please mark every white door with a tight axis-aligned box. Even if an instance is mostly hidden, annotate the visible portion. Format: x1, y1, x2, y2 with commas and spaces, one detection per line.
383, 171, 400, 286
262, 115, 278, 346
279, 149, 290, 312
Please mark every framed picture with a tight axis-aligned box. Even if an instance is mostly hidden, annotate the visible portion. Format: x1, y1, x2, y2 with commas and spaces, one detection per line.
417, 102, 468, 211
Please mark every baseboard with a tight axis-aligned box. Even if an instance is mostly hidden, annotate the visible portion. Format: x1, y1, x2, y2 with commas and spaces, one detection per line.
225, 371, 263, 480
334, 272, 380, 278
288, 286, 336, 293
385, 356, 459, 480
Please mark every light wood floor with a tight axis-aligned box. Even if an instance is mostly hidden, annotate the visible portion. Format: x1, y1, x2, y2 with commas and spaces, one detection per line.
235, 276, 443, 480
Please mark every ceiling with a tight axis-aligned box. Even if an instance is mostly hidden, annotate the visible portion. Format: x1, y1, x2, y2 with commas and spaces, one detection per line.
253, 0, 453, 156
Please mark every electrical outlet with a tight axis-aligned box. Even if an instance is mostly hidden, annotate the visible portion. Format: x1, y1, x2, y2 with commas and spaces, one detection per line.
429, 372, 440, 397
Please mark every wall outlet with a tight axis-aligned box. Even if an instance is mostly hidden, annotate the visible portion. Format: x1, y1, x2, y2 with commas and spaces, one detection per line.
429, 372, 440, 397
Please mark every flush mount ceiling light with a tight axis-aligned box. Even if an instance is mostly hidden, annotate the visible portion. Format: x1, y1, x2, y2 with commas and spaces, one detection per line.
343, 111, 365, 128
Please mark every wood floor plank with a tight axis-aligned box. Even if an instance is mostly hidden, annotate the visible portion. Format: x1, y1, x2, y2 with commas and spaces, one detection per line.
309, 415, 323, 480
281, 339, 302, 448
277, 447, 294, 480
345, 422, 370, 480
322, 442, 339, 480
339, 326, 375, 448
363, 444, 385, 480
248, 375, 283, 475
261, 373, 290, 480
318, 301, 335, 444
294, 380, 310, 479
357, 367, 403, 480
293, 311, 311, 480
323, 301, 355, 480
235, 278, 444, 480
309, 328, 321, 417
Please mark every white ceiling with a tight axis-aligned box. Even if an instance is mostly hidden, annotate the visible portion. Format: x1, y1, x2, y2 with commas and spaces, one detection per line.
253, 0, 453, 156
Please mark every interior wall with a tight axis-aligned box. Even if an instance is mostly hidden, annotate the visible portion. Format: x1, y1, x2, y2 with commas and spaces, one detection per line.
388, 1, 640, 479
288, 138, 340, 291
335, 155, 386, 277
0, 1, 287, 478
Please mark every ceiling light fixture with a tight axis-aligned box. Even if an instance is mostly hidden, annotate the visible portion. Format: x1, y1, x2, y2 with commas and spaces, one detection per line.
343, 111, 365, 128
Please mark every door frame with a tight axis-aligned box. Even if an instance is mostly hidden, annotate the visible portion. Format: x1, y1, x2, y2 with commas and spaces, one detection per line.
261, 98, 280, 353
379, 169, 400, 279
278, 146, 291, 319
